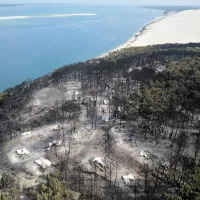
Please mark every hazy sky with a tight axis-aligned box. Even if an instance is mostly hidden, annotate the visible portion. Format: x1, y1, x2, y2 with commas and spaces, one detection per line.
0, 0, 200, 6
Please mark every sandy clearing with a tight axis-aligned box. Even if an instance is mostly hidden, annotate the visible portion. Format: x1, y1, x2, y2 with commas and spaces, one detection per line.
28, 81, 82, 107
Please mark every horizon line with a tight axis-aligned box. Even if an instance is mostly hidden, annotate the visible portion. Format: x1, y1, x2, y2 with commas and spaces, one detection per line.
0, 3, 200, 6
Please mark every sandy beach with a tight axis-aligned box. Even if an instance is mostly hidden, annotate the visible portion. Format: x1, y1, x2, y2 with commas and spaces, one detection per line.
0, 13, 97, 20
101, 9, 200, 57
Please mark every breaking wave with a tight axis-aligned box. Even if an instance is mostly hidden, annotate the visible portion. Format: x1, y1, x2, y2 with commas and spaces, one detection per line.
0, 13, 97, 20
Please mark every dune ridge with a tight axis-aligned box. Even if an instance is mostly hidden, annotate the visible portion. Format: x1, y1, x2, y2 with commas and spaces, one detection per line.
101, 10, 200, 57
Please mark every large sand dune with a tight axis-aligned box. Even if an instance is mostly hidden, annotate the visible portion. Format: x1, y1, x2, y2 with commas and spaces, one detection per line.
131, 10, 200, 47
101, 9, 200, 57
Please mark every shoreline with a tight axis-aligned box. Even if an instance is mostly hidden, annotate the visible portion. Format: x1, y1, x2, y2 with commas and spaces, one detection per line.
98, 11, 179, 58
99, 13, 168, 58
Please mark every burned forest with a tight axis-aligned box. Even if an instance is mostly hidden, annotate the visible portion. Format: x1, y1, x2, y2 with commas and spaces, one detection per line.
0, 43, 200, 199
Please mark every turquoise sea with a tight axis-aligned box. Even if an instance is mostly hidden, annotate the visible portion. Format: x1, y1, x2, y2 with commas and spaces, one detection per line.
0, 3, 163, 91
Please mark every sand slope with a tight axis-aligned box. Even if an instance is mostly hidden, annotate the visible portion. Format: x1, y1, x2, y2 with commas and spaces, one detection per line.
100, 10, 200, 57
131, 10, 200, 47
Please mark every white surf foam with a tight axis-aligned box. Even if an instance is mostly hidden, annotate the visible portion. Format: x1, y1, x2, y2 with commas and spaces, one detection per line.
0, 13, 97, 20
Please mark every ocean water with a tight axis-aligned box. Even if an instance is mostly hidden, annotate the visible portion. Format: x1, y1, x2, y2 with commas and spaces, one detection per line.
0, 3, 163, 91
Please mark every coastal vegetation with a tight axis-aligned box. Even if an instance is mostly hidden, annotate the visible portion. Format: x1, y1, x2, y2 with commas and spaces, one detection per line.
0, 93, 7, 106
1, 43, 200, 199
